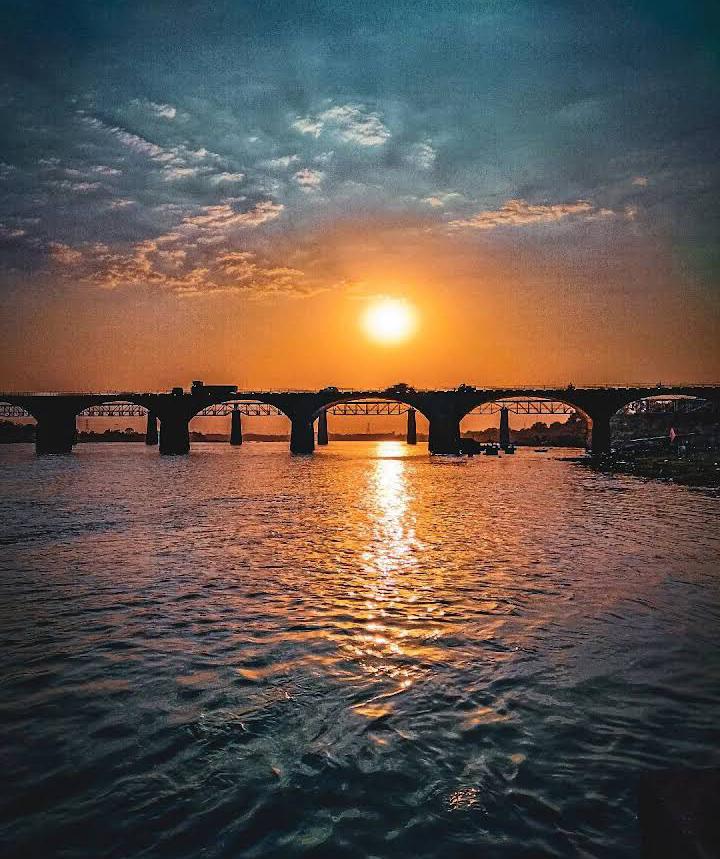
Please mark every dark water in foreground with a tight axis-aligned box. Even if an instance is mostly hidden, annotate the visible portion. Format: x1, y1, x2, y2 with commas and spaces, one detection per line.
1, 442, 719, 858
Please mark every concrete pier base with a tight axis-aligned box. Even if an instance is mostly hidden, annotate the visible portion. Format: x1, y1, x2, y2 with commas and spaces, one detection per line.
145, 412, 158, 446
230, 408, 243, 445
36, 413, 77, 454
159, 416, 190, 455
317, 409, 329, 445
590, 413, 612, 454
406, 408, 417, 445
428, 413, 461, 455
290, 417, 315, 454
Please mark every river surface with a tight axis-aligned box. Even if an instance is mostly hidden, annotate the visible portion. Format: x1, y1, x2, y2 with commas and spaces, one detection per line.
1, 442, 719, 858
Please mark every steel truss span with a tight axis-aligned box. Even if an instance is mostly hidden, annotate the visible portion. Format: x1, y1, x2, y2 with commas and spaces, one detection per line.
474, 399, 576, 415
197, 402, 283, 416
0, 404, 33, 418
79, 402, 149, 417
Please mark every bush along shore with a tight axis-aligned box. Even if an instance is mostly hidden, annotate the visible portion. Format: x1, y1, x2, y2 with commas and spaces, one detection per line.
575, 450, 720, 488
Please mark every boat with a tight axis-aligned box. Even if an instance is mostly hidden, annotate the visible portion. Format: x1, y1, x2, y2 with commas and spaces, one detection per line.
534, 447, 549, 453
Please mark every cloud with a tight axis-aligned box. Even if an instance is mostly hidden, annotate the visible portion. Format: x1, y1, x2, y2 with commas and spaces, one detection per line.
262, 154, 300, 169
209, 171, 245, 185
162, 166, 202, 181
293, 168, 324, 190
147, 101, 177, 120
423, 191, 464, 208
292, 103, 390, 147
406, 141, 436, 169
448, 199, 615, 230
78, 114, 220, 177
91, 165, 122, 176
0, 225, 27, 241
45, 199, 300, 297
49, 242, 83, 264
52, 180, 102, 193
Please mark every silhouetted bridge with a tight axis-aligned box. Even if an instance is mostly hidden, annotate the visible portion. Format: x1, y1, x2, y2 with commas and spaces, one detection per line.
2, 383, 719, 456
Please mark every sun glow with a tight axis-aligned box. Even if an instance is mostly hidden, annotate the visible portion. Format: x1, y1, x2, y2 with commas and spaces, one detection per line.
362, 298, 417, 345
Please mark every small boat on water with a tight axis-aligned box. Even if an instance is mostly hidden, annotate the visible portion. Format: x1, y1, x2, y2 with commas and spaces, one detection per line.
534, 447, 549, 453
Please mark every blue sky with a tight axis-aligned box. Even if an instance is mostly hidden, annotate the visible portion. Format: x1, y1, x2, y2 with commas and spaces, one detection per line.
0, 0, 718, 386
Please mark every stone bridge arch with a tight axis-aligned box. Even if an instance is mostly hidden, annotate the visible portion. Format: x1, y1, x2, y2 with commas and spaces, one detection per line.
458, 394, 591, 449
308, 393, 432, 449
0, 401, 37, 444
188, 397, 293, 448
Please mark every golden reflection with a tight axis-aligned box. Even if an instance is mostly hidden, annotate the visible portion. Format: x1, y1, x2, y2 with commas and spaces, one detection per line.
343, 445, 439, 716
361, 444, 418, 577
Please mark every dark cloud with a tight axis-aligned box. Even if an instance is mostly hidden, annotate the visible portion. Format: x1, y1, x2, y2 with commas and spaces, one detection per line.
0, 0, 717, 297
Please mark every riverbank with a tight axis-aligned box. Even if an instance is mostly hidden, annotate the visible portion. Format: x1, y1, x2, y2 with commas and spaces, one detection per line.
573, 451, 720, 487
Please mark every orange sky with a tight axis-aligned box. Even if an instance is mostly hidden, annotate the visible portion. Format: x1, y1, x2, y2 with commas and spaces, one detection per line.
2, 215, 718, 392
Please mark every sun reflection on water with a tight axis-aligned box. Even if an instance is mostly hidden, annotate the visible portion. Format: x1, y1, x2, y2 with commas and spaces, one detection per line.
346, 444, 436, 712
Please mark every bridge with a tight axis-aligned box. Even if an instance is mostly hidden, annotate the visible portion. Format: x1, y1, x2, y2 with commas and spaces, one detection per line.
1, 384, 718, 456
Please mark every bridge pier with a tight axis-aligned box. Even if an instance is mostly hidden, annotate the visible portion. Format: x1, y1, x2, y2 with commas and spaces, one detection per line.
589, 412, 612, 454
230, 408, 243, 446
290, 417, 315, 454
159, 415, 190, 455
317, 409, 329, 445
35, 412, 77, 454
406, 408, 417, 445
145, 412, 158, 446
499, 407, 510, 450
428, 412, 461, 455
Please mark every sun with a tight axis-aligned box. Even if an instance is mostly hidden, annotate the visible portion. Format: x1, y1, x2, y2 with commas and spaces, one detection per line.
362, 298, 417, 345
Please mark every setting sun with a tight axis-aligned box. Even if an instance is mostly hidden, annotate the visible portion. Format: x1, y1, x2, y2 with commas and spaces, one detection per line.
362, 298, 417, 345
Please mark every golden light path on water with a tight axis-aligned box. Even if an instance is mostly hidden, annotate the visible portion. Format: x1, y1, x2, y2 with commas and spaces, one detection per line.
0, 441, 719, 858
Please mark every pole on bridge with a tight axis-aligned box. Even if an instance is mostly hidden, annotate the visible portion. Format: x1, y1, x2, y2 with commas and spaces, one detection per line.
499, 407, 510, 450
406, 408, 417, 445
230, 406, 243, 446
145, 412, 158, 446
317, 409, 329, 445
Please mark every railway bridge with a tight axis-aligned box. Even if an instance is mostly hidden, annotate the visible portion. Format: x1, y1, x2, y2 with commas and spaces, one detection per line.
1, 383, 719, 456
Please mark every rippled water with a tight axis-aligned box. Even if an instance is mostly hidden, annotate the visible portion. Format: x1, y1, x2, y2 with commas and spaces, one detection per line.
1, 442, 719, 858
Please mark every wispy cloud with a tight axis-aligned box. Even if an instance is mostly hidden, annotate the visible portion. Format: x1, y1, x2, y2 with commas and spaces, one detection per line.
46, 199, 305, 297
449, 199, 615, 229
262, 154, 300, 170
293, 168, 324, 190
406, 141, 436, 169
292, 103, 390, 147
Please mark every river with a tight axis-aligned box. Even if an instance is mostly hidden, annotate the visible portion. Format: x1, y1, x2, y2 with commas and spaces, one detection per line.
1, 442, 719, 858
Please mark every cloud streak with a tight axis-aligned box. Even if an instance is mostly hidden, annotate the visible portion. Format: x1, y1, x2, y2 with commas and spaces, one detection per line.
293, 103, 390, 147
45, 199, 320, 298
449, 199, 615, 230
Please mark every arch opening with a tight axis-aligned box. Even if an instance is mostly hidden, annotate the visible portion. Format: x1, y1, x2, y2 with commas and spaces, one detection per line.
188, 399, 291, 446
75, 401, 150, 444
459, 396, 591, 451
0, 402, 36, 443
610, 395, 718, 452
311, 397, 429, 448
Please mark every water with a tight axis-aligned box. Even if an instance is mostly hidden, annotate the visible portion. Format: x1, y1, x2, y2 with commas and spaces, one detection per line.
1, 442, 719, 858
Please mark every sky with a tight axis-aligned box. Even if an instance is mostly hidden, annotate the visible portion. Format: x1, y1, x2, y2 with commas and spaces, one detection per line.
0, 0, 718, 391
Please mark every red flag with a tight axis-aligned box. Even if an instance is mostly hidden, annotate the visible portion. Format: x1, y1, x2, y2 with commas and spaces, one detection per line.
669, 427, 677, 442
